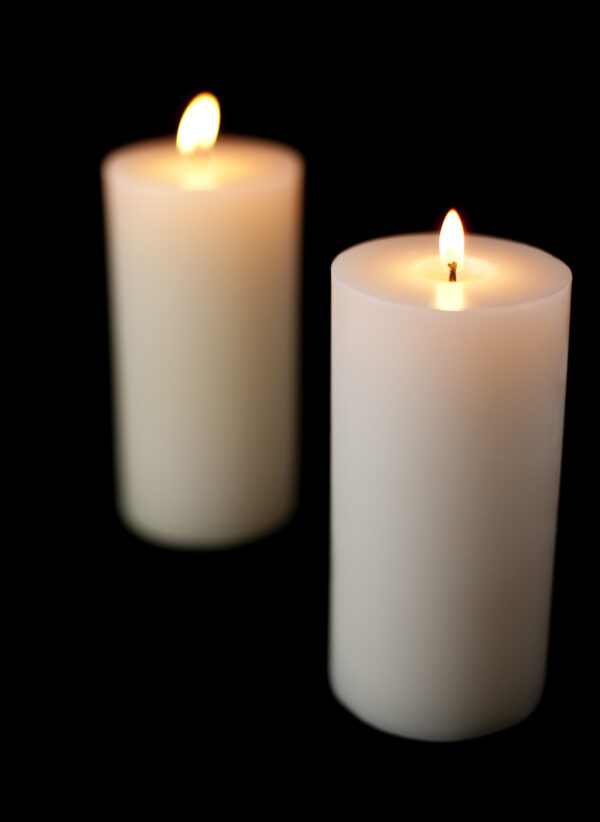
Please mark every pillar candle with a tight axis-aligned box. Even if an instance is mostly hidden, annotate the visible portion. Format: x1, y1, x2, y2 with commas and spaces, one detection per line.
329, 215, 571, 741
101, 95, 304, 548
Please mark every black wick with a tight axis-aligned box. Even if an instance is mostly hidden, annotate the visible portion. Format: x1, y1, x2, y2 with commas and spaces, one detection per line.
448, 261, 457, 282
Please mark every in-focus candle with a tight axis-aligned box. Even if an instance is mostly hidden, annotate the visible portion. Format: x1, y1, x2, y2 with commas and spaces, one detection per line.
329, 212, 571, 741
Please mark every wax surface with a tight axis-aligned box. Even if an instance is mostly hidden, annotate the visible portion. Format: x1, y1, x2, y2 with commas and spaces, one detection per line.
102, 136, 304, 547
106, 136, 301, 191
334, 233, 569, 309
329, 234, 571, 740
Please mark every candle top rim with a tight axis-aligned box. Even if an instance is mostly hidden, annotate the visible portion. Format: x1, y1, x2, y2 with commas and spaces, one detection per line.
101, 135, 304, 192
332, 233, 571, 312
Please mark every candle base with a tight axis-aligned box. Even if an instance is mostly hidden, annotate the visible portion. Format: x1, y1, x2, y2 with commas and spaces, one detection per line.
117, 494, 297, 551
328, 671, 544, 743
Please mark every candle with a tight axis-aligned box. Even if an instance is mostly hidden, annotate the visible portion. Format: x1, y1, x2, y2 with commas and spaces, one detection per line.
102, 94, 304, 548
329, 211, 571, 741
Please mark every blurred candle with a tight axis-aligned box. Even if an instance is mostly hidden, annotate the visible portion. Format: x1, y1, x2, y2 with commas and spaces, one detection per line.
102, 93, 304, 547
329, 211, 571, 741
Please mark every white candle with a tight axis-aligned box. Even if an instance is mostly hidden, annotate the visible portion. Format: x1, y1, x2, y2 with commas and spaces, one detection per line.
329, 212, 571, 741
102, 94, 304, 548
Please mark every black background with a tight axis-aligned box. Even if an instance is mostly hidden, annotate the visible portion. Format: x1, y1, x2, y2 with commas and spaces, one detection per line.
37, 9, 595, 797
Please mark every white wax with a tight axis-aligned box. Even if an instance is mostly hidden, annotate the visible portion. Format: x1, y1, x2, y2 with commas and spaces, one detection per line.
329, 233, 571, 741
102, 136, 304, 547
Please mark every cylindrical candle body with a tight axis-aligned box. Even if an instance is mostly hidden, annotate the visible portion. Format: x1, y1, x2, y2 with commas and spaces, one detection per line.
330, 234, 571, 741
102, 137, 304, 547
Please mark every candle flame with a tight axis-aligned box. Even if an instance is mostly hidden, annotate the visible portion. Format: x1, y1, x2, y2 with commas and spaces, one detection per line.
176, 93, 221, 154
439, 209, 464, 278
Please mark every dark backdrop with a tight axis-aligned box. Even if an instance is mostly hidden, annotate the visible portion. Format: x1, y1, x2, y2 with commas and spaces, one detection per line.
44, 12, 595, 795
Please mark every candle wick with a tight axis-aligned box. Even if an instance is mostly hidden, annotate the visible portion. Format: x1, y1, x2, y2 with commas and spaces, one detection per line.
448, 262, 457, 283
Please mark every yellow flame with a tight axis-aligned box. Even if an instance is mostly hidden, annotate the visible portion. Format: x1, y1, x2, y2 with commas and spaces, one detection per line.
176, 93, 221, 154
439, 209, 464, 276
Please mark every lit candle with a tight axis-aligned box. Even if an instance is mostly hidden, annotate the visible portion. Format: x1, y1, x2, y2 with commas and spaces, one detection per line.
102, 93, 304, 548
329, 211, 571, 741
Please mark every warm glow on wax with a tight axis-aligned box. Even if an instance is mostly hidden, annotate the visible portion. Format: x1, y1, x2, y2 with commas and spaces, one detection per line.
439, 209, 464, 277
435, 281, 465, 311
176, 93, 221, 154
